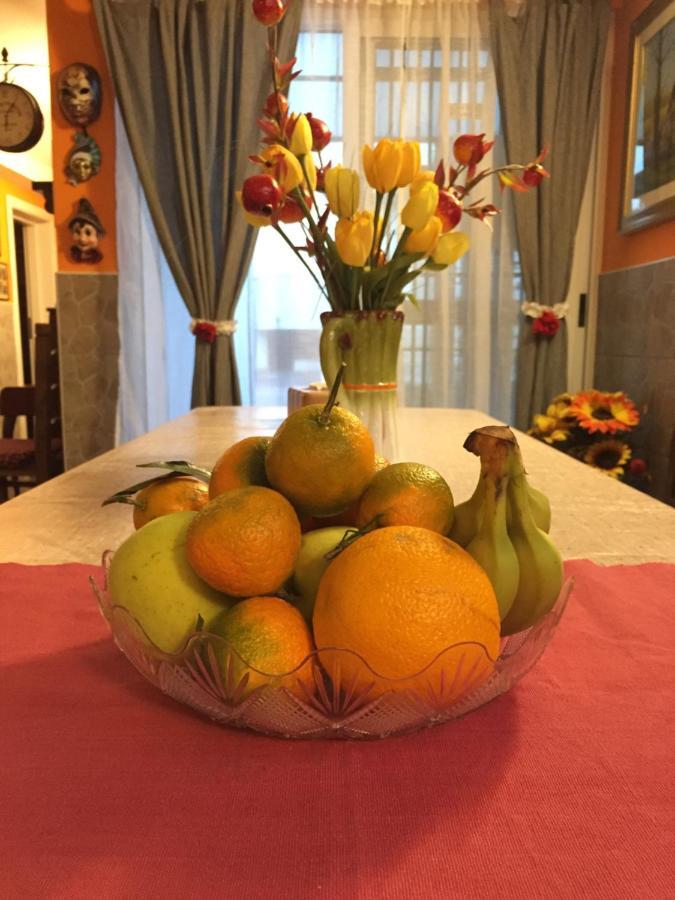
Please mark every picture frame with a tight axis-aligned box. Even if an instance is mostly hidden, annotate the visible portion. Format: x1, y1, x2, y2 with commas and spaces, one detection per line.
620, 0, 675, 234
0, 262, 9, 301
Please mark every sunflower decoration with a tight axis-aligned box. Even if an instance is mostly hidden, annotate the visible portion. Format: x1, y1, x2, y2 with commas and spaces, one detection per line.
567, 390, 640, 435
583, 439, 632, 478
529, 413, 570, 444
529, 388, 647, 486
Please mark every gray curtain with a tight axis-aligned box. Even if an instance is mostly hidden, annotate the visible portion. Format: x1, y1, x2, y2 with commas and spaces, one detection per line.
489, 0, 610, 428
93, 0, 302, 406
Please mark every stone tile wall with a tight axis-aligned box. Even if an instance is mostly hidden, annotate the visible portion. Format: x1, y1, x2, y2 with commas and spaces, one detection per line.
594, 257, 675, 505
56, 273, 119, 469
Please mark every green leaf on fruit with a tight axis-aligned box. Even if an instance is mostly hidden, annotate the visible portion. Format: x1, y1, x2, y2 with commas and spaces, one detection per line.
136, 460, 212, 482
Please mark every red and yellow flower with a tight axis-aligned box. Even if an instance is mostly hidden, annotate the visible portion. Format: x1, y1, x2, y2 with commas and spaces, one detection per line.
568, 391, 640, 435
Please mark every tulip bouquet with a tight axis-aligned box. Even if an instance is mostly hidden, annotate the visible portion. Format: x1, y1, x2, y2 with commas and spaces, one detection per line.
240, 0, 548, 315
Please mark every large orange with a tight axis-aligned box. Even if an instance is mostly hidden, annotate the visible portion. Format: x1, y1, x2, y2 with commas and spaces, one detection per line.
132, 476, 209, 529
185, 486, 301, 596
209, 436, 271, 499
313, 525, 500, 700
355, 462, 454, 534
209, 595, 314, 698
265, 403, 376, 516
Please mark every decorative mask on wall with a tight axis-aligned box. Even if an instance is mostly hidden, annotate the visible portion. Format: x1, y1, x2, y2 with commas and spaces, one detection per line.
65, 132, 102, 185
58, 63, 102, 127
68, 198, 106, 264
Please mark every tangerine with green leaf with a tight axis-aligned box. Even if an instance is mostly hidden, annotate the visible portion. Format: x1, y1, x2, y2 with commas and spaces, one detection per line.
133, 476, 209, 529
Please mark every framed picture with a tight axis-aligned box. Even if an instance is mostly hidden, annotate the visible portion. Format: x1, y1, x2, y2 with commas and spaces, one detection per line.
0, 262, 9, 301
621, 0, 675, 234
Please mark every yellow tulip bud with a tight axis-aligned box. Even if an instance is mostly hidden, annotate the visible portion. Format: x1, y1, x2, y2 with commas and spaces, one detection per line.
395, 140, 421, 188
362, 139, 402, 193
302, 151, 317, 190
260, 144, 304, 192
404, 216, 442, 255
289, 114, 313, 157
335, 211, 375, 267
401, 181, 439, 230
410, 170, 435, 191
432, 231, 470, 266
324, 166, 360, 219
236, 191, 271, 228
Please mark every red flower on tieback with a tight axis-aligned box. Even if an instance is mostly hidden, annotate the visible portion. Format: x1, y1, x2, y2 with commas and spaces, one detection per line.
193, 322, 218, 344
532, 310, 560, 338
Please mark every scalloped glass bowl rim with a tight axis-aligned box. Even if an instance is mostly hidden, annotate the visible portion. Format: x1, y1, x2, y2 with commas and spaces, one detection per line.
91, 550, 573, 739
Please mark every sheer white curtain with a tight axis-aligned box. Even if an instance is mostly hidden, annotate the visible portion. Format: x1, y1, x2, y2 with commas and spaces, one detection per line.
238, 0, 522, 421
115, 104, 193, 442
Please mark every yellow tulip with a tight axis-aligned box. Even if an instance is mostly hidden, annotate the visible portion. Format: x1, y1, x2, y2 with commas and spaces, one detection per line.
432, 231, 470, 266
236, 191, 271, 228
404, 216, 442, 255
335, 211, 375, 267
324, 166, 360, 219
289, 114, 313, 157
401, 181, 439, 230
303, 151, 317, 191
259, 144, 304, 192
395, 140, 421, 188
410, 170, 435, 190
362, 139, 402, 193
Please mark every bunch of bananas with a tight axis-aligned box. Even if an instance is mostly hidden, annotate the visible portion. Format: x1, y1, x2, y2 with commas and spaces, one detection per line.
449, 426, 563, 635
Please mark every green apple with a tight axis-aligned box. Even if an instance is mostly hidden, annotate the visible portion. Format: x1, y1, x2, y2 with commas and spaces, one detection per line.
291, 526, 352, 622
107, 510, 232, 653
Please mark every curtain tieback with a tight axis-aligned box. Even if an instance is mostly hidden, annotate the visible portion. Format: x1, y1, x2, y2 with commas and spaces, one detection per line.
189, 318, 237, 344
521, 301, 568, 320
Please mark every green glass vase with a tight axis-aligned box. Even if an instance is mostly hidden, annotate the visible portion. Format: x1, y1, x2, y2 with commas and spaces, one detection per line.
319, 310, 404, 461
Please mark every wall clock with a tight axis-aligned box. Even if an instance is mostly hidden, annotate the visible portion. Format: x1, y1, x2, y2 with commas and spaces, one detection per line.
0, 81, 44, 152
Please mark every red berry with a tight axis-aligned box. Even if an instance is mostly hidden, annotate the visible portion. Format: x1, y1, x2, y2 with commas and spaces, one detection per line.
436, 190, 462, 232
241, 174, 283, 216
306, 113, 332, 151
252, 0, 286, 26
453, 133, 490, 167
523, 166, 544, 188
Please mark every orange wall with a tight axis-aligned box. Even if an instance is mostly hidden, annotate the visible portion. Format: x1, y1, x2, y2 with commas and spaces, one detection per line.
602, 0, 675, 273
0, 164, 47, 301
46, 0, 117, 272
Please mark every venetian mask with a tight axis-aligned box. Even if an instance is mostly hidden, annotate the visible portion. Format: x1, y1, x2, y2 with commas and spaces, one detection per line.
58, 63, 102, 126
65, 134, 101, 185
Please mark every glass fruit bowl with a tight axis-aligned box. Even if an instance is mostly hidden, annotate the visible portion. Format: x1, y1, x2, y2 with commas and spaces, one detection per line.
90, 552, 573, 740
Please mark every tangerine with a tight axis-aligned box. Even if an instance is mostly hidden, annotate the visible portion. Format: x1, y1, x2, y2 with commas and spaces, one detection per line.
185, 486, 301, 596
355, 462, 454, 534
265, 403, 376, 516
210, 595, 314, 698
132, 476, 209, 529
209, 436, 271, 499
312, 525, 500, 700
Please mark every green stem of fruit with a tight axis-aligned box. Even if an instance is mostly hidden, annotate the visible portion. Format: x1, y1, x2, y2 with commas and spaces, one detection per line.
318, 361, 347, 425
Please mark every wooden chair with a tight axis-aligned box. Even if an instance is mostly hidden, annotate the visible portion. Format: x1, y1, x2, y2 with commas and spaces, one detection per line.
0, 308, 63, 501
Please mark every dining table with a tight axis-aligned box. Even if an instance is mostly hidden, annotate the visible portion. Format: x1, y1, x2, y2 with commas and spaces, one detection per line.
2, 406, 674, 899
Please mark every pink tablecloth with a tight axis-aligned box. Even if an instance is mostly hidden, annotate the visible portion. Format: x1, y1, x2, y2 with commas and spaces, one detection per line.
2, 559, 674, 899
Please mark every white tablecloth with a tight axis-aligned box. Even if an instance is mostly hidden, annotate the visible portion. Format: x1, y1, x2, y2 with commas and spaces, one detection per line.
1, 407, 673, 565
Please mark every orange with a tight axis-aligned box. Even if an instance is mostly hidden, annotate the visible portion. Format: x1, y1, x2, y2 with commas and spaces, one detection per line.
209, 595, 314, 698
313, 525, 500, 700
355, 462, 454, 534
209, 436, 271, 499
132, 476, 209, 529
185, 486, 301, 596
265, 403, 376, 516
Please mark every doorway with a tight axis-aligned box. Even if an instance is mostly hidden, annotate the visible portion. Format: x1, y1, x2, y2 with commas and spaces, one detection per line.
6, 195, 57, 389
13, 220, 32, 385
